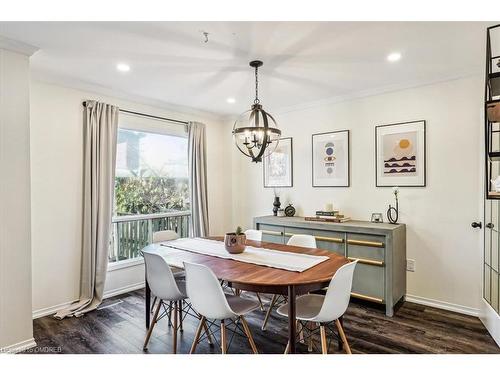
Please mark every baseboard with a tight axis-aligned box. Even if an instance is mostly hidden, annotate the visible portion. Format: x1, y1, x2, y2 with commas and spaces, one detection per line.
0, 338, 37, 354
32, 282, 145, 320
103, 281, 145, 299
405, 294, 480, 317
479, 298, 500, 347
32, 300, 78, 319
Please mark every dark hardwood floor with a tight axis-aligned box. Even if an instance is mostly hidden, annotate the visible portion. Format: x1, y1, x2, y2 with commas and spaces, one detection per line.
26, 290, 500, 354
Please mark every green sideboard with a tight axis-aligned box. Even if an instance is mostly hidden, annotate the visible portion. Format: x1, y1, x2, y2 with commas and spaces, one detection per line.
253, 215, 406, 317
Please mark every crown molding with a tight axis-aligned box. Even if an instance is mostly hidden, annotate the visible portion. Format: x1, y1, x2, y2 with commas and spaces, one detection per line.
0, 35, 38, 56
271, 71, 482, 116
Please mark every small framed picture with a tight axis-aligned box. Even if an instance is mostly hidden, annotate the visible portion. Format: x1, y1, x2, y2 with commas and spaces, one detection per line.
263, 137, 293, 188
375, 120, 426, 187
312, 130, 350, 187
371, 213, 384, 223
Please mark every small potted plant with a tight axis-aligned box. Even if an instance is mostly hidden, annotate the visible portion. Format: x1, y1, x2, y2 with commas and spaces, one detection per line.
224, 226, 247, 254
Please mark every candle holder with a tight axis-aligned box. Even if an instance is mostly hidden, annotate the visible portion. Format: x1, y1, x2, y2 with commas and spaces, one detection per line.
387, 187, 399, 224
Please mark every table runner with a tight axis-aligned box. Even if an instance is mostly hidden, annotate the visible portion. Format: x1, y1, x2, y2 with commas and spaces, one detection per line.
160, 237, 329, 272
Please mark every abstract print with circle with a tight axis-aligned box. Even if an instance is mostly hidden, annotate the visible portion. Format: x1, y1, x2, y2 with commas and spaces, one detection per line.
315, 138, 346, 179
382, 131, 417, 176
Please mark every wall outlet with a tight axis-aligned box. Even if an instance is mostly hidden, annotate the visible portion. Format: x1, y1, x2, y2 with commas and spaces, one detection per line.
406, 259, 416, 272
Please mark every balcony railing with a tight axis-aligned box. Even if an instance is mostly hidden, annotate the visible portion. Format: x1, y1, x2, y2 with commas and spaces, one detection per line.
109, 211, 191, 263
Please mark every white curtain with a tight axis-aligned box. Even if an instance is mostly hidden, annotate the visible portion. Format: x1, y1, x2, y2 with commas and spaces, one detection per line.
188, 122, 209, 237
55, 100, 119, 319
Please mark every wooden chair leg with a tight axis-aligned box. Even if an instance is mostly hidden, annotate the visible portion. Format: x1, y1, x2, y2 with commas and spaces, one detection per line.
284, 341, 290, 354
190, 316, 206, 354
172, 301, 178, 354
240, 317, 258, 354
320, 325, 328, 354
308, 322, 314, 352
261, 294, 278, 331
143, 300, 162, 350
255, 293, 264, 311
202, 320, 214, 345
221, 320, 227, 354
335, 319, 352, 354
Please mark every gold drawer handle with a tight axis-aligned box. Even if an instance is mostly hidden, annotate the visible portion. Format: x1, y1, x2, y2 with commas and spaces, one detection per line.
347, 239, 384, 248
262, 230, 282, 236
315, 235, 344, 244
348, 257, 384, 267
351, 292, 383, 304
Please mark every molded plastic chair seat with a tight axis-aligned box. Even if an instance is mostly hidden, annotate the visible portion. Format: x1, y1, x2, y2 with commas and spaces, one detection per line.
276, 294, 324, 321
142, 250, 193, 353
151, 230, 185, 279
275, 261, 358, 354
226, 295, 260, 316
244, 229, 262, 241
184, 261, 260, 354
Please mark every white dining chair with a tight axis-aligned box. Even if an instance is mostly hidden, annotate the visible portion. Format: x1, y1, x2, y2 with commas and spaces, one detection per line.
150, 229, 185, 326
152, 229, 179, 243
244, 229, 262, 241
277, 260, 358, 354
142, 250, 188, 353
152, 229, 184, 278
287, 234, 317, 248
261, 234, 317, 331
184, 261, 260, 354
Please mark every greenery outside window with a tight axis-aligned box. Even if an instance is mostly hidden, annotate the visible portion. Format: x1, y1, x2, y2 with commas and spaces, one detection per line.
109, 114, 190, 264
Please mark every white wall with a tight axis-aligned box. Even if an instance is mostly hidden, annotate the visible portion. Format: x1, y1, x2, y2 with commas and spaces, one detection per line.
231, 76, 484, 313
0, 48, 34, 351
29, 80, 232, 315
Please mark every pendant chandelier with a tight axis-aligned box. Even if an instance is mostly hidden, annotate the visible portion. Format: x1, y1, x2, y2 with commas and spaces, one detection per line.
232, 60, 281, 163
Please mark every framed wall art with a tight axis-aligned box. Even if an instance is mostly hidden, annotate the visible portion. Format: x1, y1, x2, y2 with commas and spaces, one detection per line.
375, 120, 426, 187
263, 137, 293, 188
312, 130, 350, 187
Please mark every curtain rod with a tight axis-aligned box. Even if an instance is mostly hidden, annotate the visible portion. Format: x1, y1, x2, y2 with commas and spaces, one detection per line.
82, 101, 189, 126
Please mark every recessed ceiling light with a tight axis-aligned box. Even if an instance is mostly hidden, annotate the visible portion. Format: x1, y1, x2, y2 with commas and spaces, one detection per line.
226, 97, 236, 104
387, 52, 402, 62
116, 63, 130, 72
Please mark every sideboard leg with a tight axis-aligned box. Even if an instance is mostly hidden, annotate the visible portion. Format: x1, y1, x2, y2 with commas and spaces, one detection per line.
385, 304, 394, 317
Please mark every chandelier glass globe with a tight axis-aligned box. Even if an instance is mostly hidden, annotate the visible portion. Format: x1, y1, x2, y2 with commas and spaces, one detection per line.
232, 61, 281, 163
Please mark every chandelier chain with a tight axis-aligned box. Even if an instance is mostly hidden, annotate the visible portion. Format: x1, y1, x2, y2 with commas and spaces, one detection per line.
254, 65, 260, 104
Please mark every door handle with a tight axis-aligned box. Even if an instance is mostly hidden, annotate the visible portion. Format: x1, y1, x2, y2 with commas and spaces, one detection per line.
485, 222, 494, 229
471, 222, 482, 229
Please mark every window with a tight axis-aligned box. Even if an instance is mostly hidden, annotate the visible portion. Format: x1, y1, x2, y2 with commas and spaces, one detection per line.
109, 114, 190, 264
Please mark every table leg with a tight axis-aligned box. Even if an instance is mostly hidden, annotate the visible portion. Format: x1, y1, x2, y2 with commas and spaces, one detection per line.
287, 285, 296, 354
145, 279, 151, 329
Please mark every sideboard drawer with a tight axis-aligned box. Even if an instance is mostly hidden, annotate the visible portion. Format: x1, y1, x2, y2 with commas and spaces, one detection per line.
257, 224, 284, 244
351, 262, 385, 303
347, 233, 385, 262
312, 230, 345, 256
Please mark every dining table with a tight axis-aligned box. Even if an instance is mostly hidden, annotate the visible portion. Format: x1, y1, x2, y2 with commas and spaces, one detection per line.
141, 236, 350, 354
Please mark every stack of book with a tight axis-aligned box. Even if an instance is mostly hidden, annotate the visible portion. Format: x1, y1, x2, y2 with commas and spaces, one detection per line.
305, 210, 351, 223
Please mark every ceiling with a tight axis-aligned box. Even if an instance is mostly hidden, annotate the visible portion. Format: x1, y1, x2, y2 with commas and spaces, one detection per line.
0, 21, 493, 116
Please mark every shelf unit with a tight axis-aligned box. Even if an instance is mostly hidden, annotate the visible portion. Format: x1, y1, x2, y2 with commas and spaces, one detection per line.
485, 24, 500, 199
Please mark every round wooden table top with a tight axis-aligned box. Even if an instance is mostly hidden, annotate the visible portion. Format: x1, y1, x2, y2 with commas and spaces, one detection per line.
145, 236, 350, 294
